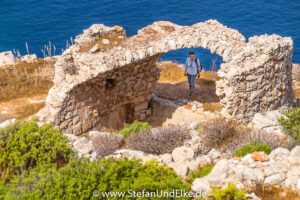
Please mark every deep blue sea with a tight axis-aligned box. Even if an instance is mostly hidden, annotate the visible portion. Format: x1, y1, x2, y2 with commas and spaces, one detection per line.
0, 0, 299, 70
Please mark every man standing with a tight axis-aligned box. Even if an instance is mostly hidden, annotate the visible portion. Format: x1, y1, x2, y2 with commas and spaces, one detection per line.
184, 51, 202, 97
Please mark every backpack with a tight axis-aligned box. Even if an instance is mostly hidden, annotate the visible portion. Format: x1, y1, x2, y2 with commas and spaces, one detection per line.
195, 58, 202, 71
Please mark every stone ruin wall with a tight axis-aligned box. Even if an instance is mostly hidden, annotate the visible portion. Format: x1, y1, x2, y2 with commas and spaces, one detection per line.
56, 55, 160, 134
37, 19, 296, 135
216, 35, 295, 123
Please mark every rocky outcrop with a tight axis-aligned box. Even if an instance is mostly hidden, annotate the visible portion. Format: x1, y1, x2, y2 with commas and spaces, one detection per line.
37, 19, 296, 135
192, 146, 300, 195
0, 51, 16, 67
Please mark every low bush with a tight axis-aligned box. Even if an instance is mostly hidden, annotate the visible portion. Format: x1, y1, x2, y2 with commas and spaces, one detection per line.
91, 133, 123, 158
0, 120, 72, 183
187, 163, 213, 184
126, 125, 190, 154
278, 107, 300, 143
208, 184, 246, 200
220, 129, 296, 156
234, 142, 272, 157
200, 118, 239, 153
117, 120, 152, 137
1, 158, 190, 200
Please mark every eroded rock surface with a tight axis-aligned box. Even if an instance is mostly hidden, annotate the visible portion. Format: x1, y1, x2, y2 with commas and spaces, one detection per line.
37, 19, 296, 135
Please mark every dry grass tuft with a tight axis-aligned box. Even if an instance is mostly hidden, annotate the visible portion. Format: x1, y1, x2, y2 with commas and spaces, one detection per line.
0, 59, 54, 103
247, 183, 300, 200
126, 125, 190, 155
79, 33, 126, 53
203, 102, 222, 112
91, 134, 124, 158
14, 103, 45, 120
200, 118, 239, 153
157, 62, 187, 83
219, 128, 296, 155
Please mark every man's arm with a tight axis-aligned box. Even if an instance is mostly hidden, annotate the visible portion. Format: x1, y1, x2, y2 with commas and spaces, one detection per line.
184, 59, 188, 76
197, 59, 201, 78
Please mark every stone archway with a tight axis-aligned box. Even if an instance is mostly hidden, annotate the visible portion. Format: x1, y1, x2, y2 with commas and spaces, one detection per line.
38, 20, 296, 135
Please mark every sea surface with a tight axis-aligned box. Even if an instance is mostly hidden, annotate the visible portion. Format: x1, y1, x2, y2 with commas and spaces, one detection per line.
0, 0, 299, 70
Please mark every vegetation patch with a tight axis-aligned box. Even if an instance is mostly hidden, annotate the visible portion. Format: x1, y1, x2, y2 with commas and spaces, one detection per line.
208, 184, 246, 200
0, 120, 72, 183
126, 125, 190, 154
0, 59, 54, 103
234, 142, 272, 157
0, 158, 190, 200
187, 163, 213, 184
278, 107, 300, 143
116, 120, 152, 137
248, 183, 300, 200
200, 118, 239, 153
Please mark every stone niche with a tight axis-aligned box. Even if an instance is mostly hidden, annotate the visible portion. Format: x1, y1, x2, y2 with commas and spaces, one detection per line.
38, 19, 296, 135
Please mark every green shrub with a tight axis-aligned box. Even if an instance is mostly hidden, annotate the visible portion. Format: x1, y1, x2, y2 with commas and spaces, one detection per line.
117, 120, 152, 137
0, 120, 73, 183
187, 163, 213, 184
278, 108, 300, 143
234, 142, 272, 157
208, 184, 246, 200
1, 158, 190, 200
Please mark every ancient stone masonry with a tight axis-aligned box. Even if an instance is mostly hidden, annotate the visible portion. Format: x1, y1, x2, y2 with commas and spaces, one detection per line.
37, 19, 296, 135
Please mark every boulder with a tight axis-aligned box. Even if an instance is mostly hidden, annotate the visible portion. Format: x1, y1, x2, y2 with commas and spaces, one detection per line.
160, 153, 172, 164
73, 137, 93, 155
234, 164, 264, 182
246, 193, 261, 200
19, 54, 37, 63
64, 133, 79, 143
89, 44, 99, 53
172, 146, 194, 162
269, 147, 290, 160
251, 152, 269, 162
264, 173, 286, 185
207, 148, 221, 161
251, 110, 284, 135
0, 119, 16, 129
167, 161, 189, 177
188, 156, 211, 171
288, 146, 300, 165
192, 159, 230, 194
102, 39, 110, 45
0, 51, 16, 67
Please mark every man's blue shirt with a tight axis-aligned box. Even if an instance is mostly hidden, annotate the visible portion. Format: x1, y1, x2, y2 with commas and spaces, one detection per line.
184, 57, 201, 75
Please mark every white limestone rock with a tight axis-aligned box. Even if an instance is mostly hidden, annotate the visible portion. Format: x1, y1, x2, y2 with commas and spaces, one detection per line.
102, 39, 110, 45
19, 54, 37, 63
269, 147, 290, 161
251, 110, 284, 135
264, 173, 286, 185
172, 146, 194, 162
167, 161, 189, 177
73, 137, 94, 155
89, 44, 99, 53
288, 146, 300, 165
160, 153, 172, 164
0, 119, 16, 129
0, 51, 16, 67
